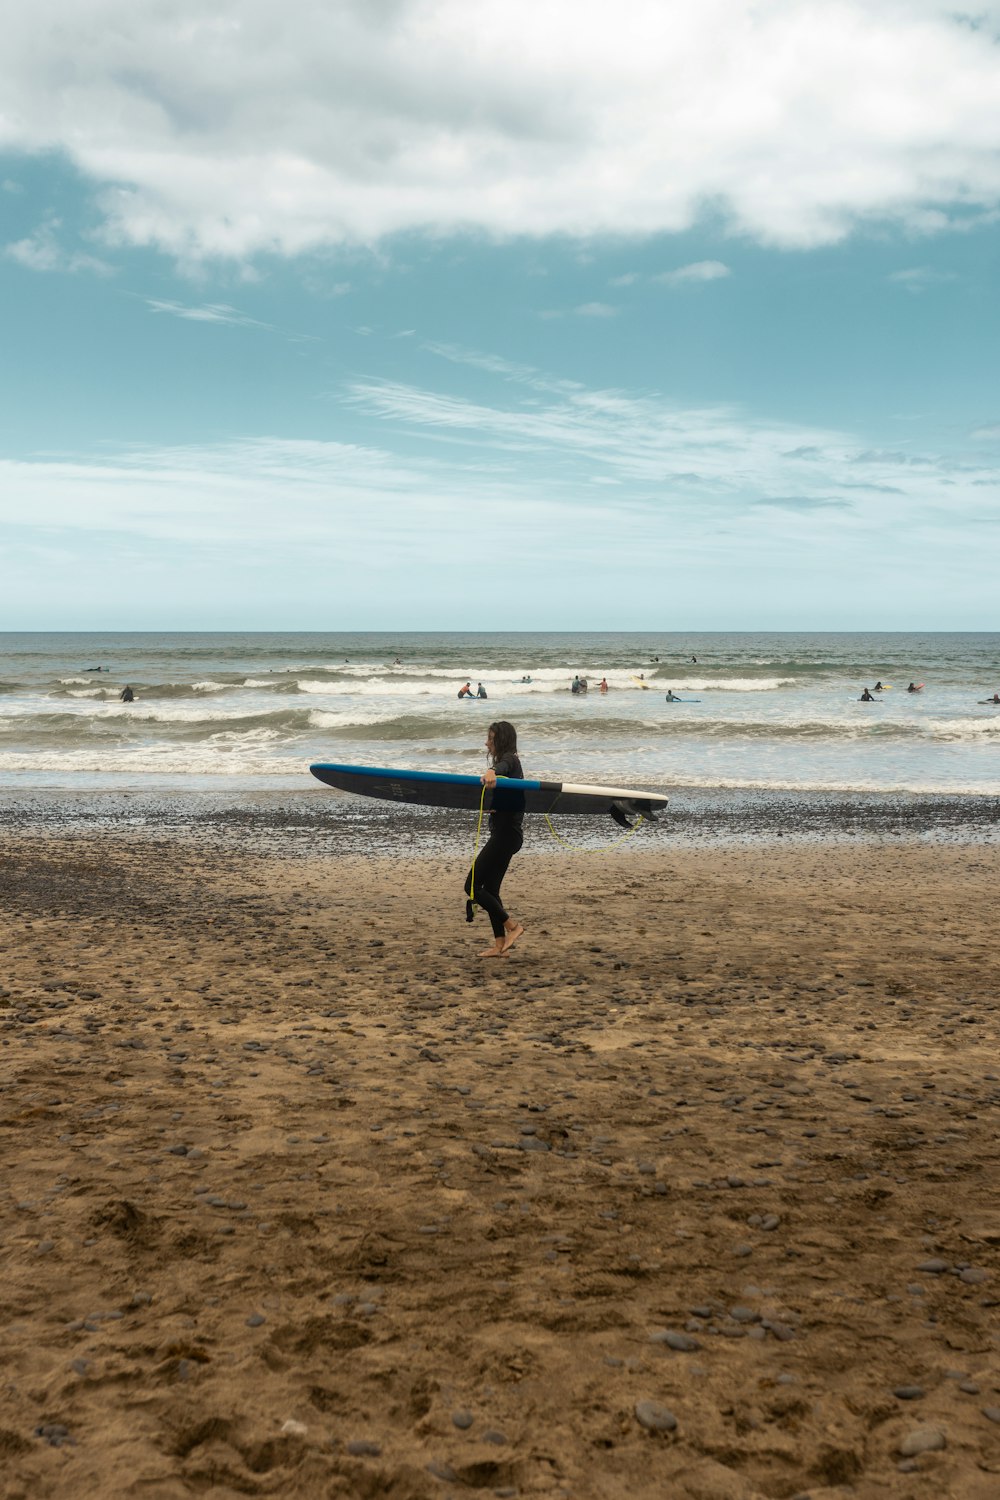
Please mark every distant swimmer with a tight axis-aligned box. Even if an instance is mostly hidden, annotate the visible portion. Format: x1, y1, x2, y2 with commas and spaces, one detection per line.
665, 690, 682, 702
84, 666, 104, 673
520, 675, 532, 683
599, 677, 608, 694
392, 656, 402, 665
691, 656, 698, 663
860, 688, 875, 701
476, 682, 488, 699
119, 685, 134, 703
874, 681, 885, 691
458, 681, 475, 698
907, 682, 924, 693
571, 675, 587, 695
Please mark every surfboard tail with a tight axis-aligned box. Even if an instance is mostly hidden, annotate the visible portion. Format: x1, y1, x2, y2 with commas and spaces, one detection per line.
610, 799, 660, 829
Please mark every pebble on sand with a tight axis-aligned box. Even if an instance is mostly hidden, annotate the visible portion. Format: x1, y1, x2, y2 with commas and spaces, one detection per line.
898, 1426, 946, 1457
635, 1400, 678, 1433
650, 1329, 701, 1352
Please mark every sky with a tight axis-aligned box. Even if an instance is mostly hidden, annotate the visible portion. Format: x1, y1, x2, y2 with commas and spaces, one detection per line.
1, 0, 999, 630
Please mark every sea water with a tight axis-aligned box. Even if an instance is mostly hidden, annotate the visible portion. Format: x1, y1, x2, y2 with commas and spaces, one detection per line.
0, 631, 997, 795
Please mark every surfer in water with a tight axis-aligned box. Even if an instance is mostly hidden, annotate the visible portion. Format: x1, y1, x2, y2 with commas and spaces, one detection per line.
466, 721, 526, 958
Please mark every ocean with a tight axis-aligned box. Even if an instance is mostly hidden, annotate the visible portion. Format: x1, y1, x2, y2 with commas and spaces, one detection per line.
0, 630, 997, 797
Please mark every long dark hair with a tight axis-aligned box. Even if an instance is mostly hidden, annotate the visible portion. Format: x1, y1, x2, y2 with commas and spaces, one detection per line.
488, 720, 518, 765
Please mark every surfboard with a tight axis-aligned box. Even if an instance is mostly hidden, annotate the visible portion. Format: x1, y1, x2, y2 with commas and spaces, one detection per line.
977, 699, 1000, 704
310, 762, 668, 826
631, 676, 651, 690
665, 698, 700, 703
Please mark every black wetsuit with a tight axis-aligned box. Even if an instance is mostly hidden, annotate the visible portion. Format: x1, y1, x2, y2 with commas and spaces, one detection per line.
465, 752, 524, 938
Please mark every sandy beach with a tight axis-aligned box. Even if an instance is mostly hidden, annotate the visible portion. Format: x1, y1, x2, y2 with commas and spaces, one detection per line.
2, 818, 999, 1499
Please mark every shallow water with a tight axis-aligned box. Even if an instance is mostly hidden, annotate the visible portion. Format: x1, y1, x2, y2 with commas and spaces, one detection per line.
1, 630, 997, 794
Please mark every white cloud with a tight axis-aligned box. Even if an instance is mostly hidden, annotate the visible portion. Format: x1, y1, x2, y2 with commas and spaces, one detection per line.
141, 296, 316, 340
3, 367, 997, 624
145, 298, 267, 326
344, 366, 1000, 536
888, 266, 958, 292
6, 220, 113, 275
2, 2, 1000, 261
653, 260, 731, 286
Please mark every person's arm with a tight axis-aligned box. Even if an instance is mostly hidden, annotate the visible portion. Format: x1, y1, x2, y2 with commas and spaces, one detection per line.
482, 752, 513, 787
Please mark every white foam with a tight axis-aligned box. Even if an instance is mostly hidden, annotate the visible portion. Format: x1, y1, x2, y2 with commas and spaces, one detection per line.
0, 746, 303, 776
308, 708, 396, 728
927, 717, 1000, 739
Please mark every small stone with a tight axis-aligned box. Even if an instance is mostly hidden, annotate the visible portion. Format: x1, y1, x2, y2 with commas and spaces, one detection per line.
35, 1424, 73, 1447
893, 1386, 925, 1401
982, 1407, 1000, 1425
959, 1267, 988, 1285
730, 1306, 758, 1323
482, 1429, 507, 1445
916, 1258, 950, 1274
898, 1426, 946, 1457
281, 1419, 307, 1436
346, 1439, 381, 1457
246, 1313, 266, 1327
426, 1460, 457, 1481
451, 1410, 474, 1429
650, 1329, 700, 1351
635, 1400, 678, 1433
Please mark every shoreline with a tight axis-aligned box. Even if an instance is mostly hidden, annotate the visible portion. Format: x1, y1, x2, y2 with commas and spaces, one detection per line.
1, 784, 997, 857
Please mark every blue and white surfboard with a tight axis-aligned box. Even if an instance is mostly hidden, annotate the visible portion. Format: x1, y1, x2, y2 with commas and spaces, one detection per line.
309, 762, 667, 826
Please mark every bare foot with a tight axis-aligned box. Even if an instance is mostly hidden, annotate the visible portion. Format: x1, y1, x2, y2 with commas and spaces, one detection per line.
500, 921, 525, 953
478, 940, 505, 958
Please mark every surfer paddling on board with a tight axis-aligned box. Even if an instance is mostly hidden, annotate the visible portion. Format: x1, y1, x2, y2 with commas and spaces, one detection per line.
465, 721, 526, 958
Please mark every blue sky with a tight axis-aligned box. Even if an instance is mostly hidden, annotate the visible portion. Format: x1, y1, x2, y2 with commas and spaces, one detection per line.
2, 0, 999, 630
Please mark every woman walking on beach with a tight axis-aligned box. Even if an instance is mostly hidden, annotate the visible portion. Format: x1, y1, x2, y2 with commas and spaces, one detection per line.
466, 720, 526, 958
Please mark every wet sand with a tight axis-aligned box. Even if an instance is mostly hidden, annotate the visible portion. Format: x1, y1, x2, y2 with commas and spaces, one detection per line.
1, 824, 999, 1499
